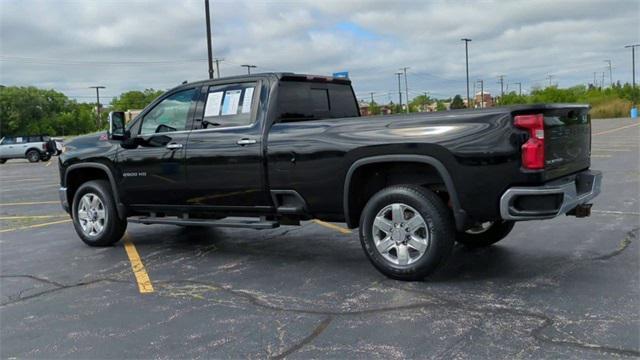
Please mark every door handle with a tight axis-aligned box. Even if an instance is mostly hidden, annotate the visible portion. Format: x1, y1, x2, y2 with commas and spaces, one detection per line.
236, 138, 257, 146
166, 143, 183, 150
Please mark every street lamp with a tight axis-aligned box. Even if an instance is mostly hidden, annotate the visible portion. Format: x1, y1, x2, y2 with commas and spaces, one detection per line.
461, 38, 472, 108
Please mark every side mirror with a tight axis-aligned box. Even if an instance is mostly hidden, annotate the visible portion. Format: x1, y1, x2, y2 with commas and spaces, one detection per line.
108, 111, 126, 140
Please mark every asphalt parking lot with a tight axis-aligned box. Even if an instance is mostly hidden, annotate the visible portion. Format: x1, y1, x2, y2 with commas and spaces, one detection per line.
1, 118, 639, 359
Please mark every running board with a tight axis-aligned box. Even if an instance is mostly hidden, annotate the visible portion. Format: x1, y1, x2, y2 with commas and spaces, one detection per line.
128, 216, 279, 229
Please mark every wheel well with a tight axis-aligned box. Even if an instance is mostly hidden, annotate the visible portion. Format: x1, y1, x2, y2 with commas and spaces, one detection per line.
66, 168, 111, 209
345, 161, 451, 228
25, 147, 42, 156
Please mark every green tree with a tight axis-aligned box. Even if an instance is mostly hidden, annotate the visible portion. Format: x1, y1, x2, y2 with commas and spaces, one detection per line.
368, 101, 381, 115
110, 89, 164, 111
0, 86, 101, 137
450, 94, 465, 109
436, 101, 446, 111
409, 94, 431, 112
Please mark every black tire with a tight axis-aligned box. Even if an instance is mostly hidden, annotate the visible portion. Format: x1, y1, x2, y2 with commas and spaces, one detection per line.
359, 185, 455, 281
26, 150, 40, 163
40, 153, 52, 161
72, 180, 127, 246
0, 159, 6, 164
456, 221, 515, 248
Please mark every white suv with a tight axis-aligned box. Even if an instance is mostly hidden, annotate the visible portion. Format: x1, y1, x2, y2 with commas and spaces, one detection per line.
0, 135, 54, 163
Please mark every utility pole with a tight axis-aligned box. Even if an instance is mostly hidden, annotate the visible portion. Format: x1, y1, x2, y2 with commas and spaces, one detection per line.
89, 86, 105, 128
546, 74, 554, 88
497, 75, 505, 103
624, 44, 639, 92
214, 58, 224, 78
204, 0, 214, 80
400, 67, 410, 113
514, 82, 522, 96
601, 72, 605, 89
241, 64, 256, 74
369, 92, 375, 104
395, 72, 403, 113
604, 60, 612, 87
477, 80, 484, 109
593, 72, 597, 87
461, 38, 472, 109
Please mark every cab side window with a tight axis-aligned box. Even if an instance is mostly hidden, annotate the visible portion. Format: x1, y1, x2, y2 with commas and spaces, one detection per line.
140, 88, 196, 135
2, 137, 16, 145
201, 82, 257, 129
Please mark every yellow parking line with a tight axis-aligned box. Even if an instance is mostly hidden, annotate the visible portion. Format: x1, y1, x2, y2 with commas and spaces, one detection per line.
0, 219, 71, 233
312, 219, 352, 235
0, 214, 67, 220
123, 235, 155, 294
0, 201, 59, 206
45, 160, 52, 167
593, 123, 640, 136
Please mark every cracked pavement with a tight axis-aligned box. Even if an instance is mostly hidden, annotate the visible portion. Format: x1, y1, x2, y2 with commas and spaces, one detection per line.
1, 118, 639, 359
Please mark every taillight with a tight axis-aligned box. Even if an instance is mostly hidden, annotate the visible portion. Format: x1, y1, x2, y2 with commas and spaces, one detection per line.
514, 114, 544, 169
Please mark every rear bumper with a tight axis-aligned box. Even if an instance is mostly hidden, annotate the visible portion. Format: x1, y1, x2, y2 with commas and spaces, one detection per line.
500, 170, 602, 221
59, 187, 70, 213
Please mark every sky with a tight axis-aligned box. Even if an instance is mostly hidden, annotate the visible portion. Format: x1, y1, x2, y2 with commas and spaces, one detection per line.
1, 0, 638, 104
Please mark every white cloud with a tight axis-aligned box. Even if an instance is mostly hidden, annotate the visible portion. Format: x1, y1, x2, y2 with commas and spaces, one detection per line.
0, 0, 637, 102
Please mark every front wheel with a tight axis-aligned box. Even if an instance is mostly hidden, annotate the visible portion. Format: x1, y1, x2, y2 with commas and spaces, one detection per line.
26, 150, 40, 163
72, 180, 127, 246
359, 185, 455, 281
456, 221, 515, 248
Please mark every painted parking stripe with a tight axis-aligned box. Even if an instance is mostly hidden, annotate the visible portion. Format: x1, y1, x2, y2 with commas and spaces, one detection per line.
123, 235, 155, 294
0, 200, 59, 206
0, 214, 67, 220
0, 219, 71, 233
593, 123, 640, 136
312, 219, 352, 235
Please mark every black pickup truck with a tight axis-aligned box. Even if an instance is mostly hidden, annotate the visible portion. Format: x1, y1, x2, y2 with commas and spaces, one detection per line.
58, 73, 602, 280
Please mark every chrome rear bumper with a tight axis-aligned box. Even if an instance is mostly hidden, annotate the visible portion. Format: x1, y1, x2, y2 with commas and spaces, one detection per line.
500, 170, 602, 221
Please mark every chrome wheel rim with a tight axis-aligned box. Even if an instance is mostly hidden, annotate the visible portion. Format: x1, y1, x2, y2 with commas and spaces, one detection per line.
77, 193, 107, 236
465, 221, 494, 235
372, 203, 430, 266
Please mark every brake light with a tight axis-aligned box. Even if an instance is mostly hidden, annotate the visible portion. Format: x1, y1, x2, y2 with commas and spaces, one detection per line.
514, 114, 545, 169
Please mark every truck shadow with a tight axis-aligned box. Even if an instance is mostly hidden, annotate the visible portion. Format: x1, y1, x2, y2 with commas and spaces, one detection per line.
126, 225, 576, 284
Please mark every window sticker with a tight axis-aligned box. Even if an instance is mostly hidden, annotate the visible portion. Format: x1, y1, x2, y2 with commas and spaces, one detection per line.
221, 90, 241, 115
16, 137, 23, 143
204, 91, 223, 117
241, 87, 254, 114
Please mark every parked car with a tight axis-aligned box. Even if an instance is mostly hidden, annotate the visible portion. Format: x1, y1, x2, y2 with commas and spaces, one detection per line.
0, 135, 56, 163
58, 73, 601, 280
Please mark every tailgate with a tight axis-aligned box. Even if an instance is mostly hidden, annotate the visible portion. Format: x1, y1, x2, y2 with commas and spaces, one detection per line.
543, 107, 591, 180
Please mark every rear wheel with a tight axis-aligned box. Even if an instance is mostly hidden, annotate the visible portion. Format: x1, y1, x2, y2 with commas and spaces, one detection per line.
40, 153, 52, 161
26, 150, 40, 163
456, 221, 515, 248
72, 180, 127, 246
359, 185, 455, 281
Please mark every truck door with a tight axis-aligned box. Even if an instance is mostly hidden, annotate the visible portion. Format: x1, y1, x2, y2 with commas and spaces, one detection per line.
185, 81, 271, 211
116, 87, 198, 205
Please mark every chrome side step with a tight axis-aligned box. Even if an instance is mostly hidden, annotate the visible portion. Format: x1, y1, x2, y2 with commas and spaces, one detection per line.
128, 216, 279, 230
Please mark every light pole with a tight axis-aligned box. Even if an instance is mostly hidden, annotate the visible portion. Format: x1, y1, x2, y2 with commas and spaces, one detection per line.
241, 64, 257, 75
461, 38, 472, 108
214, 58, 224, 78
395, 72, 403, 113
400, 67, 410, 113
204, 0, 214, 80
604, 60, 612, 87
476, 80, 484, 109
625, 44, 639, 92
89, 86, 105, 128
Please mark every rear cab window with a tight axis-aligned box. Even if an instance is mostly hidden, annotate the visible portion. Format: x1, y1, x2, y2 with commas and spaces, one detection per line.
276, 80, 359, 123
200, 82, 257, 129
